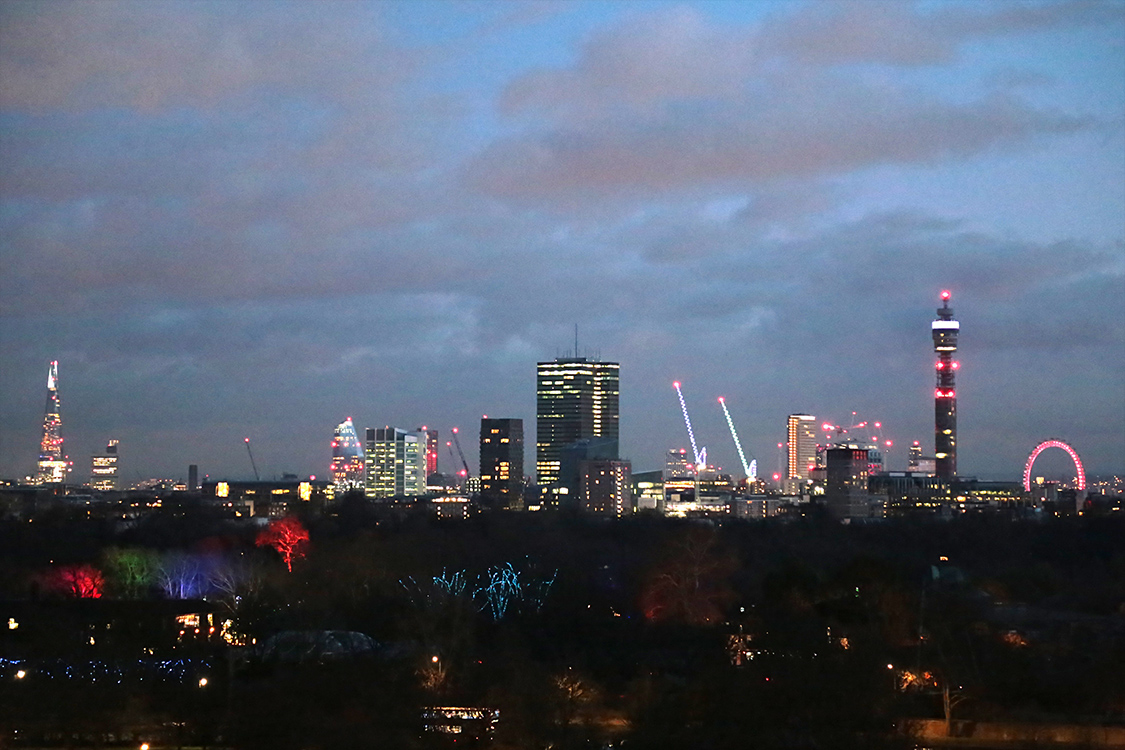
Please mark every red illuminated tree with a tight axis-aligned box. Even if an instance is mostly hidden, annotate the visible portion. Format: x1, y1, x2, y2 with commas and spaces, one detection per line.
256, 516, 309, 573
640, 529, 735, 625
54, 563, 105, 598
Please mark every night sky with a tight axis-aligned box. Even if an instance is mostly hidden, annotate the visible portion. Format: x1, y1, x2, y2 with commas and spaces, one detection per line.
1, 1, 1122, 484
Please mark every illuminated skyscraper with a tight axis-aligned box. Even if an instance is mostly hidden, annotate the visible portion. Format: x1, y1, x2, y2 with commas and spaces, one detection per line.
786, 414, 817, 482
330, 418, 365, 493
365, 427, 426, 498
90, 440, 119, 491
35, 361, 66, 484
479, 418, 523, 509
536, 357, 619, 485
932, 291, 960, 479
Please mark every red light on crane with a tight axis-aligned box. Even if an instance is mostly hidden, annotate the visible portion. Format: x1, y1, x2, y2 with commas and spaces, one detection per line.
673, 381, 681, 389
941, 290, 951, 300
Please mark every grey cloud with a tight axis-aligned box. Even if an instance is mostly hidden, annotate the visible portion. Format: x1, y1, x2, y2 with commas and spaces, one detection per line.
501, 5, 757, 122
475, 2, 1100, 203
764, 0, 1118, 67
0, 2, 410, 113
468, 91, 1083, 199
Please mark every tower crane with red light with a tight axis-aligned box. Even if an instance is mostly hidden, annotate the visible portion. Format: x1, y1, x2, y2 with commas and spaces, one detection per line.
821, 413, 894, 469
244, 438, 260, 481
449, 427, 471, 479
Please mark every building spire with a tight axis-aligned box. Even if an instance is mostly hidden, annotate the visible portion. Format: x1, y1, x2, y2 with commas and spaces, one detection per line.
36, 361, 66, 484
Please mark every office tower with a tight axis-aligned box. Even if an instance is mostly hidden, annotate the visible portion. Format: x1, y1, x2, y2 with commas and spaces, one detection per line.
579, 459, 632, 517
365, 427, 425, 498
188, 464, 199, 492
35, 361, 66, 484
826, 446, 872, 519
417, 427, 439, 477
536, 357, 619, 486
907, 441, 923, 471
330, 418, 365, 494
90, 440, 119, 491
664, 448, 693, 480
932, 291, 959, 479
558, 436, 618, 500
479, 418, 524, 509
786, 414, 817, 482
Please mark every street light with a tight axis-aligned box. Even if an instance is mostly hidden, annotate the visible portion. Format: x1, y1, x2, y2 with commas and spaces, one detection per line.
198, 677, 208, 688
15, 670, 26, 679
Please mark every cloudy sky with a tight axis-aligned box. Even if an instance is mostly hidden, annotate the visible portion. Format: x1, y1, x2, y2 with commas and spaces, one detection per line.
1, 0, 1122, 484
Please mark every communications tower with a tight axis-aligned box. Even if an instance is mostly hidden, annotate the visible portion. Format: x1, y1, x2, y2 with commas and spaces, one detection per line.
932, 291, 959, 479
36, 361, 67, 484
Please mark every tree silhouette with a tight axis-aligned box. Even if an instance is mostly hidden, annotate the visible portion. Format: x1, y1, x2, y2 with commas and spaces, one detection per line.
103, 547, 158, 598
256, 516, 309, 573
53, 563, 105, 598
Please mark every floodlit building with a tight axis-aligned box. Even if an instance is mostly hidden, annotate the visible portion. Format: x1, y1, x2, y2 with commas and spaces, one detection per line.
786, 414, 817, 483
536, 357, 619, 486
330, 418, 365, 494
479, 418, 524, 510
365, 427, 426, 498
35, 361, 66, 484
90, 440, 119, 491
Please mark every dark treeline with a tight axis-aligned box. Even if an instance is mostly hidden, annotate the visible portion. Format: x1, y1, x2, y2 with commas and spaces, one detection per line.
1, 501, 1123, 749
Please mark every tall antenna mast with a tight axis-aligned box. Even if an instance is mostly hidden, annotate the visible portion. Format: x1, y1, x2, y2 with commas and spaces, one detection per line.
574, 323, 579, 358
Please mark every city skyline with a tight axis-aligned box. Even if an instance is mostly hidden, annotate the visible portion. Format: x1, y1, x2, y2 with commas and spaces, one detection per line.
1, 1, 1122, 482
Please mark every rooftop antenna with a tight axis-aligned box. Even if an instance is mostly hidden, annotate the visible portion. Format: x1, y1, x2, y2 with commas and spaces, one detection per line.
575, 323, 579, 358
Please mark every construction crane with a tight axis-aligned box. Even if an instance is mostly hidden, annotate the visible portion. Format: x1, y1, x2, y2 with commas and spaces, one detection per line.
718, 397, 757, 481
445, 442, 461, 476
673, 381, 706, 469
822, 414, 894, 465
822, 414, 891, 447
449, 427, 470, 478
243, 437, 260, 481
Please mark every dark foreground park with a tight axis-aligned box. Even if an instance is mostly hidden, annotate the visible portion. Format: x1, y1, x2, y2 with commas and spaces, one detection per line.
1, 500, 1123, 749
